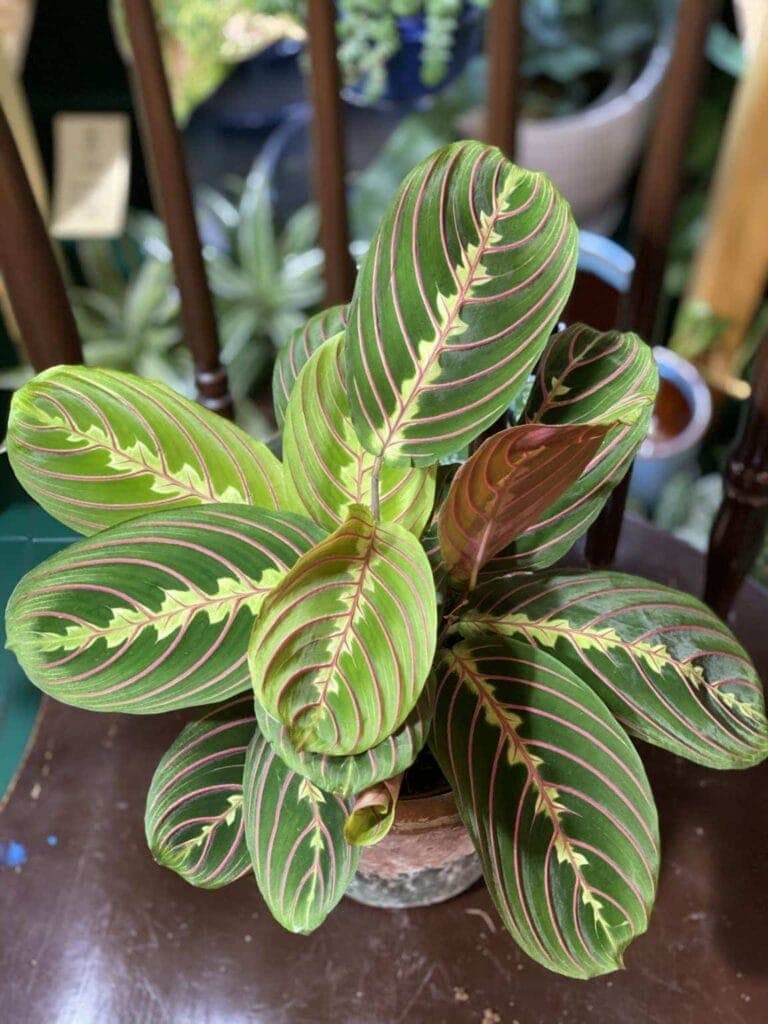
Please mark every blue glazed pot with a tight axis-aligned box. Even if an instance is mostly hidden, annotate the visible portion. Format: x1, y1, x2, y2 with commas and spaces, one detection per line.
344, 4, 485, 109
629, 347, 712, 512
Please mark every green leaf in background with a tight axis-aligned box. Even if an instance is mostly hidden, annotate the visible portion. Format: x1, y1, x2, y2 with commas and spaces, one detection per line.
253, 689, 432, 797
461, 571, 768, 769
5, 505, 324, 714
345, 141, 577, 466
344, 773, 402, 847
431, 636, 659, 978
283, 336, 436, 534
7, 366, 286, 535
243, 728, 359, 935
145, 695, 255, 888
249, 505, 437, 756
272, 303, 349, 428
438, 421, 608, 587
484, 325, 658, 573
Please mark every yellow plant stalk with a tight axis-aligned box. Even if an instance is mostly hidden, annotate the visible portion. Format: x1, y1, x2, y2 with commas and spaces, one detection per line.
671, 15, 768, 398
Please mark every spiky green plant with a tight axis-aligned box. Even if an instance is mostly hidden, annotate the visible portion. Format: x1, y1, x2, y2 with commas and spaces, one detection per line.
5, 142, 767, 977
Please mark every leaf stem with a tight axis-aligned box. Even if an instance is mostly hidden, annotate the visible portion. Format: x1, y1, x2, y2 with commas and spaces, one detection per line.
371, 456, 382, 520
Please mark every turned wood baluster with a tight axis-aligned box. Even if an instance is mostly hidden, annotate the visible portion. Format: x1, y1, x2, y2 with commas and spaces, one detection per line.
0, 104, 83, 369
705, 330, 768, 617
486, 0, 522, 158
307, 0, 355, 305
122, 0, 234, 418
586, 0, 719, 568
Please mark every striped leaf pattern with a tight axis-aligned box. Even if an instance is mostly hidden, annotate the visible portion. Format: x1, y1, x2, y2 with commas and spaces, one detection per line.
461, 572, 768, 769
243, 729, 359, 934
5, 505, 324, 713
283, 335, 435, 534
145, 696, 255, 888
250, 505, 437, 755
344, 774, 403, 847
438, 422, 609, 587
431, 637, 659, 978
254, 691, 431, 796
7, 365, 285, 535
483, 325, 658, 573
272, 304, 349, 428
345, 141, 577, 466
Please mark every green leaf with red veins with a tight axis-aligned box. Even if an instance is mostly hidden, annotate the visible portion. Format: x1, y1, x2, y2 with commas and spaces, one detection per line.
430, 636, 659, 979
249, 505, 437, 756
345, 141, 577, 466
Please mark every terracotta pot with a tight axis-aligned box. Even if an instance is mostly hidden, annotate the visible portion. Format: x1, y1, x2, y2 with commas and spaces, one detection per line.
345, 789, 482, 909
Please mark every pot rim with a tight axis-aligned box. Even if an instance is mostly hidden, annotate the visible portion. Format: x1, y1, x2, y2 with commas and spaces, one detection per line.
394, 786, 459, 829
520, 37, 672, 132
640, 346, 713, 460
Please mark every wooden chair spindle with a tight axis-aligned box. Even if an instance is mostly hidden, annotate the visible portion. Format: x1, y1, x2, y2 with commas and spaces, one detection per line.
122, 0, 234, 418
486, 0, 522, 158
0, 103, 82, 370
705, 329, 768, 617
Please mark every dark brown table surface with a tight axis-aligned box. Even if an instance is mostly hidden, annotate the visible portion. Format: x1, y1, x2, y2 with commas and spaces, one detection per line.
2, 518, 767, 1024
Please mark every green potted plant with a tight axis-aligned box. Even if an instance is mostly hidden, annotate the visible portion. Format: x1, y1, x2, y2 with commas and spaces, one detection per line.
5, 142, 767, 978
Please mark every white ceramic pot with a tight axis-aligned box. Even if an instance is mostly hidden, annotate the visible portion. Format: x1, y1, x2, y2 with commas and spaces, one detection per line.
462, 41, 671, 232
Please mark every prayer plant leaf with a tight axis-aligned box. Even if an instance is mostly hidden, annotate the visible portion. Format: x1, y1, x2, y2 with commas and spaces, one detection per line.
483, 325, 658, 573
272, 303, 349, 428
249, 505, 437, 756
460, 571, 768, 769
283, 335, 435, 534
5, 505, 324, 713
438, 422, 609, 587
345, 140, 577, 466
344, 774, 403, 848
253, 690, 432, 797
431, 636, 659, 979
6, 365, 285, 535
243, 728, 359, 935
145, 696, 255, 889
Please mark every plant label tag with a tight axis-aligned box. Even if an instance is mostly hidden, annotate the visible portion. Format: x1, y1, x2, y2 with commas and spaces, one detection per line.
50, 112, 131, 239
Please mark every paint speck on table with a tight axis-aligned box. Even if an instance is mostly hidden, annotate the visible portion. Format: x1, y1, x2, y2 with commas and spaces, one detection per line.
0, 840, 27, 868
46, 835, 58, 847
453, 986, 469, 1003
481, 1009, 501, 1024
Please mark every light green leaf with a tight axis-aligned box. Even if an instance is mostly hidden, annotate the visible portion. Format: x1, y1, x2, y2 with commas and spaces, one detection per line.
345, 141, 577, 466
243, 729, 359, 934
460, 571, 768, 769
272, 304, 349, 428
253, 689, 432, 797
344, 774, 402, 847
484, 325, 658, 573
431, 636, 659, 978
5, 505, 324, 713
145, 696, 255, 888
283, 335, 435, 534
7, 366, 285, 535
249, 505, 437, 756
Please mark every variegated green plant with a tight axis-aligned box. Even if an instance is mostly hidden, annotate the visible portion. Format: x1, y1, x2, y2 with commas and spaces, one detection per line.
4, 141, 767, 974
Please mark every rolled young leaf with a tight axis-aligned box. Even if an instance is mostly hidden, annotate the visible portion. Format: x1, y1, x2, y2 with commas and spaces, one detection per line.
438, 422, 609, 588
145, 696, 255, 888
283, 335, 435, 534
249, 505, 437, 756
483, 325, 658, 573
5, 505, 324, 713
344, 773, 403, 847
460, 571, 768, 769
272, 303, 349, 428
345, 141, 577, 466
243, 729, 359, 934
7, 365, 285, 535
253, 690, 432, 797
431, 637, 659, 979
